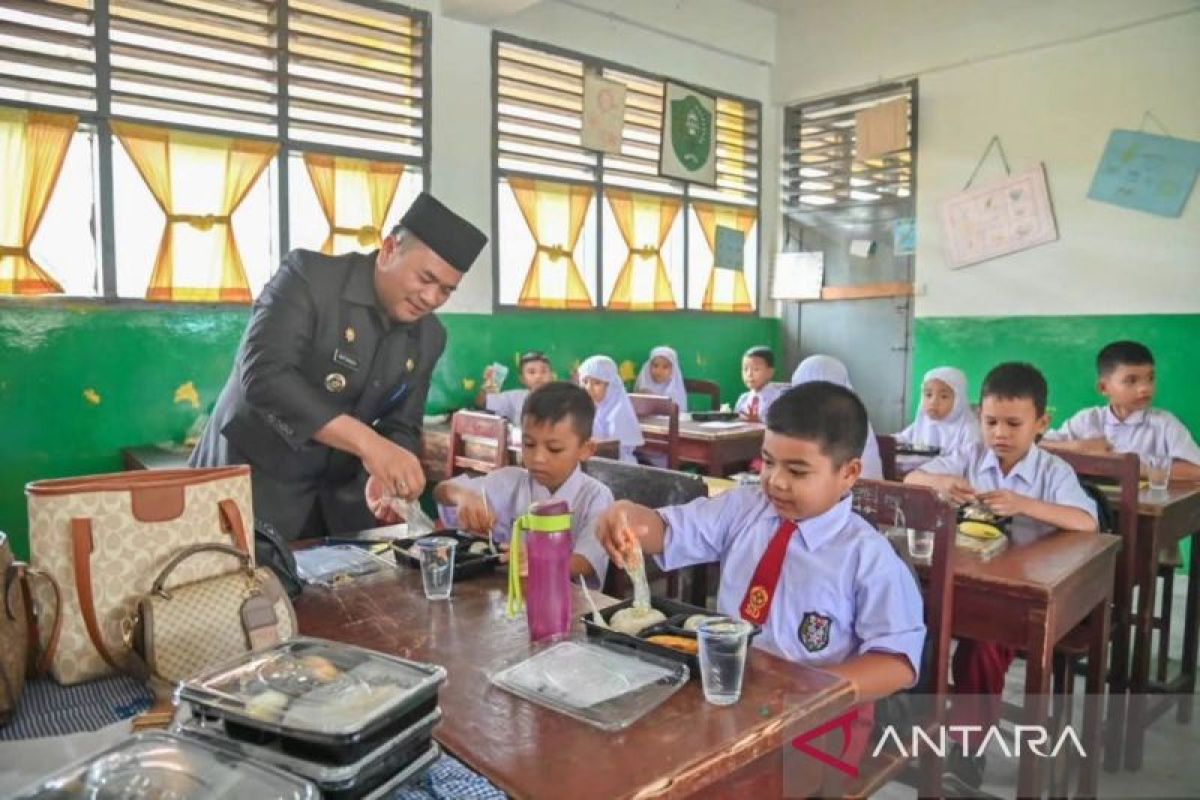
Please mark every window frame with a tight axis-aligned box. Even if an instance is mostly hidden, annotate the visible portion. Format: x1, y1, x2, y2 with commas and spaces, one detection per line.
0, 0, 432, 307
491, 32, 762, 316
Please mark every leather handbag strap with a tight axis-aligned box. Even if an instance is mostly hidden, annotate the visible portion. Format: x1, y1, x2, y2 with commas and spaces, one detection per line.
151, 543, 251, 596
8, 561, 65, 677
218, 499, 250, 555
72, 518, 122, 673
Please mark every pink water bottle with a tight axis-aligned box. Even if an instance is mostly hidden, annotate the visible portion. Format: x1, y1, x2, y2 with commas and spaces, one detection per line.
522, 500, 573, 642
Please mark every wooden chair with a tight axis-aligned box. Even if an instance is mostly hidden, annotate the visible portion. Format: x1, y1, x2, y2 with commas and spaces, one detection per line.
582, 457, 710, 605
876, 433, 899, 481
845, 479, 957, 798
446, 410, 508, 477
683, 378, 721, 411
629, 392, 681, 470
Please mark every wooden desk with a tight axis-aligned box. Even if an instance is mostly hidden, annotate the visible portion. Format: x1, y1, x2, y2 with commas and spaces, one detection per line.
639, 417, 764, 477
900, 530, 1120, 797
420, 423, 619, 483
294, 570, 855, 799
122, 444, 193, 470
1124, 482, 1200, 770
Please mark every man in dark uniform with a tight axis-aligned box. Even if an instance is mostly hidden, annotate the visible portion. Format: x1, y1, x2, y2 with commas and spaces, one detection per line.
190, 193, 486, 540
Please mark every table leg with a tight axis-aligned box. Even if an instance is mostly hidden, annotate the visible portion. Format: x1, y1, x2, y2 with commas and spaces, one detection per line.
1125, 524, 1159, 771
1019, 621, 1053, 798
1178, 529, 1200, 724
1081, 598, 1110, 797
1103, 540, 1134, 773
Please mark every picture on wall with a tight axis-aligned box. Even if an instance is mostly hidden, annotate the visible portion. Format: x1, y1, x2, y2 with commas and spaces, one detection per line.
659, 82, 717, 185
1087, 129, 1200, 218
581, 71, 627, 155
940, 164, 1058, 269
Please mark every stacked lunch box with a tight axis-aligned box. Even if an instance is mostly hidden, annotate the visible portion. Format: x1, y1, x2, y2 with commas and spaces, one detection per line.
173, 637, 448, 800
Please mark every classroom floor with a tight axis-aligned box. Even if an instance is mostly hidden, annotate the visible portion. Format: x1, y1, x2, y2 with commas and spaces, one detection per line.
876, 575, 1200, 799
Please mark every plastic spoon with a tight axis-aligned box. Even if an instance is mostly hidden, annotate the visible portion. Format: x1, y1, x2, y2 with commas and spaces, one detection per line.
579, 575, 607, 628
481, 492, 498, 555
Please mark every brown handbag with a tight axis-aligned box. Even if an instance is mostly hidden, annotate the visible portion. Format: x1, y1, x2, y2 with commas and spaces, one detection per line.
131, 543, 296, 685
1, 531, 62, 727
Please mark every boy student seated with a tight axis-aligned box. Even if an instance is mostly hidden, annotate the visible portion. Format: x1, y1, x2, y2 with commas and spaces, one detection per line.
735, 345, 782, 422
895, 366, 982, 456
1044, 340, 1200, 481
578, 355, 644, 464
596, 382, 926, 770
475, 351, 553, 425
905, 362, 1097, 792
792, 355, 884, 480
436, 381, 611, 585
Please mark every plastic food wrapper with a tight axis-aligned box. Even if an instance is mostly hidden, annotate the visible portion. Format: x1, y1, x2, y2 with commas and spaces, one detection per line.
295, 544, 397, 585
490, 640, 688, 731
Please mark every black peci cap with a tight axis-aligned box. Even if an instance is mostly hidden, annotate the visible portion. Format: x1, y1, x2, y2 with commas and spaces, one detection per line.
396, 192, 487, 272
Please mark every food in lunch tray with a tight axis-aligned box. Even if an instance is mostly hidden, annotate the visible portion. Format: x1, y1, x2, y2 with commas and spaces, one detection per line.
608, 607, 667, 636
244, 688, 290, 721
682, 614, 724, 632
645, 635, 699, 655
467, 541, 493, 556
958, 520, 1004, 540
299, 654, 341, 683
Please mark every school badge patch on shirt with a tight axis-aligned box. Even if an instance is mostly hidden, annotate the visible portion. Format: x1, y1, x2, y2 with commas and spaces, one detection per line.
799, 611, 831, 653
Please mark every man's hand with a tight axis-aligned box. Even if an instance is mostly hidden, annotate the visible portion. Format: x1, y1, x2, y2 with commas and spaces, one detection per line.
361, 438, 425, 521
365, 475, 403, 523
977, 489, 1029, 518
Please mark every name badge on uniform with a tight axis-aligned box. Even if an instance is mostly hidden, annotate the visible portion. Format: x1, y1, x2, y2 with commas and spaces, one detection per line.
325, 372, 347, 393
333, 348, 360, 370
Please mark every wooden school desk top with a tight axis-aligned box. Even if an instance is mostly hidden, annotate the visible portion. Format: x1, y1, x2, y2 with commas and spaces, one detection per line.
293, 570, 855, 799
639, 416, 765, 442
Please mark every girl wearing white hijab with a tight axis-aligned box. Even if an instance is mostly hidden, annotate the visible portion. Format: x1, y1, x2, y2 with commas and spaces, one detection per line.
635, 346, 688, 414
896, 366, 981, 455
790, 354, 884, 480
578, 355, 644, 464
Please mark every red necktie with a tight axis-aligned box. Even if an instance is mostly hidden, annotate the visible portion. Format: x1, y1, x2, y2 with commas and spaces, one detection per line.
739, 519, 798, 625
748, 394, 761, 422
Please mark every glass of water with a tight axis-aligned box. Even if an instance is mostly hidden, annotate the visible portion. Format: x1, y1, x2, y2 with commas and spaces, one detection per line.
907, 528, 934, 562
697, 619, 754, 706
1146, 454, 1171, 495
416, 536, 457, 600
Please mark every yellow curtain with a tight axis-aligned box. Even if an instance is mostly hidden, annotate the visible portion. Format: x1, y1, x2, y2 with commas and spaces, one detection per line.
113, 122, 278, 303
694, 202, 756, 313
605, 190, 681, 311
508, 177, 594, 309
0, 107, 76, 295
303, 153, 404, 255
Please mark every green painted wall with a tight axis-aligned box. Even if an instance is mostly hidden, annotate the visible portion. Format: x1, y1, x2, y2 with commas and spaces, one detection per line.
0, 305, 779, 558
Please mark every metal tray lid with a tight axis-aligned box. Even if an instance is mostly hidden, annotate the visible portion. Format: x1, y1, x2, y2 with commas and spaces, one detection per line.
11, 731, 317, 800
176, 637, 447, 744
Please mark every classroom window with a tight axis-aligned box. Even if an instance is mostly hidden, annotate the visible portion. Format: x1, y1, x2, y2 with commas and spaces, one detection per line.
0, 0, 429, 302
494, 35, 761, 313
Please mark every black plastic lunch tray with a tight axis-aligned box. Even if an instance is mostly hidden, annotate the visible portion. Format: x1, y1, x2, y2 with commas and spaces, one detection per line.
580, 596, 761, 677
691, 411, 739, 422
391, 530, 503, 580
895, 444, 941, 457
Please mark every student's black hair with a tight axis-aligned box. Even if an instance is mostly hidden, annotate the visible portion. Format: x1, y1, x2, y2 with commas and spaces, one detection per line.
766, 381, 867, 467
521, 381, 593, 440
519, 350, 551, 370
1096, 340, 1154, 377
743, 345, 775, 369
980, 362, 1049, 417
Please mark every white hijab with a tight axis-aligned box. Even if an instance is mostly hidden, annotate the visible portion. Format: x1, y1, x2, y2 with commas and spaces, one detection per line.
790, 354, 884, 480
635, 346, 688, 414
578, 355, 645, 455
901, 366, 981, 452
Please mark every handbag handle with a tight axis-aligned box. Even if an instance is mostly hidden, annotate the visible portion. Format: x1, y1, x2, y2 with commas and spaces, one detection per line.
5, 562, 63, 677
152, 543, 253, 598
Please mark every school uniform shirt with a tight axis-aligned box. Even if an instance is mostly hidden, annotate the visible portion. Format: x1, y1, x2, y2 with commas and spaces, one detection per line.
1046, 406, 1200, 465
656, 488, 925, 675
895, 366, 982, 456
918, 443, 1098, 545
484, 389, 529, 425
735, 383, 784, 422
439, 465, 611, 584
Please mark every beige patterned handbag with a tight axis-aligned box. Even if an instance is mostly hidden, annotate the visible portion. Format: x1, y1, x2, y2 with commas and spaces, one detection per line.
132, 543, 295, 685
26, 467, 253, 685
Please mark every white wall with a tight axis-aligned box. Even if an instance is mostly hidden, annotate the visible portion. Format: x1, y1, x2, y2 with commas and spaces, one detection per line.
774, 0, 1200, 318
400, 0, 776, 314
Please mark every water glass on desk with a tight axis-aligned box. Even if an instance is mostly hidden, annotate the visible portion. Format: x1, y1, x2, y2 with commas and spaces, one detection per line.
1146, 454, 1171, 496
416, 536, 457, 600
697, 619, 753, 705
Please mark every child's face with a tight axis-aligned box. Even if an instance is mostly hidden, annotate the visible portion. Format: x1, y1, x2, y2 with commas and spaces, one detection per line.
1099, 364, 1154, 414
980, 395, 1048, 466
520, 359, 552, 391
582, 377, 608, 405
520, 416, 595, 492
649, 356, 673, 385
760, 431, 860, 521
742, 356, 773, 391
922, 378, 956, 421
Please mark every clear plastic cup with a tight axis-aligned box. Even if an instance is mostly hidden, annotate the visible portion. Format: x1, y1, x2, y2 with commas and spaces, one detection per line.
416, 536, 457, 600
697, 619, 753, 706
907, 528, 934, 561
1146, 454, 1171, 494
